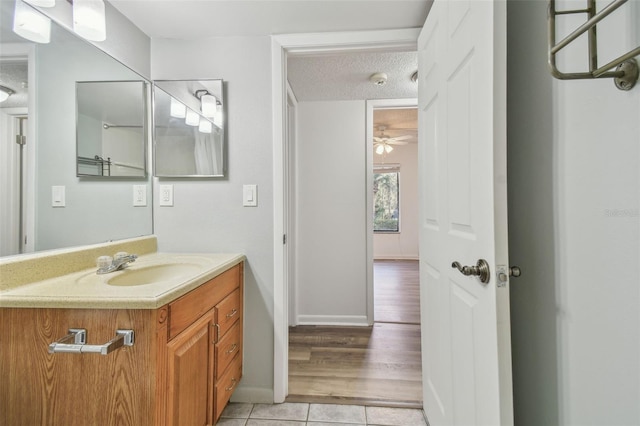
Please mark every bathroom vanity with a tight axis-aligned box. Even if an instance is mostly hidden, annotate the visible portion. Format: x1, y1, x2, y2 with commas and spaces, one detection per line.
0, 237, 244, 426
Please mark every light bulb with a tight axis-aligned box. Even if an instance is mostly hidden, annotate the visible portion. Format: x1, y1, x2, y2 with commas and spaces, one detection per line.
385, 144, 393, 153
170, 97, 186, 118
73, 0, 106, 42
198, 118, 213, 133
200, 94, 217, 117
185, 109, 199, 126
13, 0, 51, 44
214, 104, 223, 127
375, 144, 384, 155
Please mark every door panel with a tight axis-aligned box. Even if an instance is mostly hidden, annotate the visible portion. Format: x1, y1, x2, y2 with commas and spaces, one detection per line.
418, 0, 512, 425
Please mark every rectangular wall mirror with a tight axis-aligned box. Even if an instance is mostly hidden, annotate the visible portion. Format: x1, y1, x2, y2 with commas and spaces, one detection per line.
76, 80, 148, 177
153, 80, 225, 178
0, 0, 153, 256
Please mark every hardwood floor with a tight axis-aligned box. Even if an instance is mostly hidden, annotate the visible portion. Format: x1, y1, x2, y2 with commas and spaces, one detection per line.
287, 260, 422, 408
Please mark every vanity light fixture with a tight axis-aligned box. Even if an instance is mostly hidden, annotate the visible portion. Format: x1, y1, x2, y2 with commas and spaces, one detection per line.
0, 85, 15, 103
24, 0, 55, 7
170, 97, 186, 118
214, 103, 223, 127
195, 89, 217, 118
13, 0, 51, 44
185, 108, 199, 126
73, 0, 106, 42
198, 118, 212, 134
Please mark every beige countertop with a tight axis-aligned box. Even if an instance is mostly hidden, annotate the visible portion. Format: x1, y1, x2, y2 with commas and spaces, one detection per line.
0, 252, 245, 309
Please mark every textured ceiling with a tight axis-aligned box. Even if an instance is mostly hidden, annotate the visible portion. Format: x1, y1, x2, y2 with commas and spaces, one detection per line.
0, 60, 28, 109
287, 50, 417, 102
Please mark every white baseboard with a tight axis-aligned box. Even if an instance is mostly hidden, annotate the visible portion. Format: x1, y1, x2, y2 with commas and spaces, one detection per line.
231, 386, 274, 403
296, 315, 370, 326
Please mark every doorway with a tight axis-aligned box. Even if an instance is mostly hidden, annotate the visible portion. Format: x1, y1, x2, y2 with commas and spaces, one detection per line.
278, 32, 422, 404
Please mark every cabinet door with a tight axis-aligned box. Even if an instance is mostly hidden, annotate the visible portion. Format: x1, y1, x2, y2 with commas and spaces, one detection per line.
166, 309, 216, 426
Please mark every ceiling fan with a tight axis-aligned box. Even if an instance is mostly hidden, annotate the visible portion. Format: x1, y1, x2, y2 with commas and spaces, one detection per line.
373, 126, 411, 155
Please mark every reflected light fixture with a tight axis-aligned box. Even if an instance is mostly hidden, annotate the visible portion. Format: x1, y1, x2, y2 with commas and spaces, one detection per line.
73, 0, 106, 42
195, 89, 217, 118
24, 0, 55, 7
185, 109, 200, 126
13, 0, 51, 44
170, 97, 186, 118
198, 118, 212, 134
214, 104, 223, 127
0, 85, 15, 103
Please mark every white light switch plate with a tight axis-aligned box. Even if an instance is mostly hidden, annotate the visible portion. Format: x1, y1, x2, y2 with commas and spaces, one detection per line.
51, 185, 65, 207
159, 184, 174, 207
243, 184, 257, 207
133, 185, 147, 207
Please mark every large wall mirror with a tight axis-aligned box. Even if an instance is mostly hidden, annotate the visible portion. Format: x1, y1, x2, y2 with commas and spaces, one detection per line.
153, 80, 225, 178
76, 80, 148, 177
0, 0, 153, 257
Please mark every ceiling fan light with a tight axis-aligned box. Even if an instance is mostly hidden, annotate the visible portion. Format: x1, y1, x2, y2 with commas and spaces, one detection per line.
13, 0, 51, 44
170, 97, 186, 118
385, 144, 394, 154
0, 85, 15, 103
73, 0, 106, 42
375, 144, 385, 155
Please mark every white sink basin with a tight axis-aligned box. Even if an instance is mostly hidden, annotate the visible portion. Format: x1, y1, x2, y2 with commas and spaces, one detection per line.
106, 263, 202, 286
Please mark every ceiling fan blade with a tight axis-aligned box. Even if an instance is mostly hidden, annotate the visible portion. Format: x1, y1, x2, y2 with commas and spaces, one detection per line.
388, 140, 409, 145
373, 136, 384, 142
388, 135, 412, 142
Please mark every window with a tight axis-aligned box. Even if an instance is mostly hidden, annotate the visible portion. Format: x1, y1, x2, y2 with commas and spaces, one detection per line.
373, 166, 400, 232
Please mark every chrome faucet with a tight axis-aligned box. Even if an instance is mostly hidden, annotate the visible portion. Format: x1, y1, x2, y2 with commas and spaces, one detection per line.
96, 253, 138, 274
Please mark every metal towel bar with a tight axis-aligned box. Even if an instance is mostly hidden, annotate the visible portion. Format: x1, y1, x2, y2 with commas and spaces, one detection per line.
48, 328, 135, 355
548, 0, 639, 90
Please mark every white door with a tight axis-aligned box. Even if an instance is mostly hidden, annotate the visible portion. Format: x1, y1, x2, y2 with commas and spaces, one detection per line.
418, 1, 512, 425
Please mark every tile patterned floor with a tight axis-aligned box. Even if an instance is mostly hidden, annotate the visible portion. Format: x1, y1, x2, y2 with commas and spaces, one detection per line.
219, 402, 428, 426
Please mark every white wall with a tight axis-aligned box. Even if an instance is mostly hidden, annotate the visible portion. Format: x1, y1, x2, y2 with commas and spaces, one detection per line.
373, 142, 418, 259
34, 0, 151, 78
151, 36, 275, 402
295, 100, 368, 325
508, 1, 639, 425
36, 37, 152, 251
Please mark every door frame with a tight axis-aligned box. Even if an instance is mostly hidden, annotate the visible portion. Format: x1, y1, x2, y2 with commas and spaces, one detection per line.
271, 28, 421, 403
366, 98, 418, 324
1, 44, 36, 254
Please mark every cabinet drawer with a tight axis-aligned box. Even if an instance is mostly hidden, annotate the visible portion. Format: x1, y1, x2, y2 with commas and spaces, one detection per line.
216, 288, 241, 337
215, 321, 242, 379
214, 354, 242, 422
168, 265, 240, 340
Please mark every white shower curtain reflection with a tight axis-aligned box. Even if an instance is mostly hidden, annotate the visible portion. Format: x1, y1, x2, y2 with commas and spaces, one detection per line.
193, 128, 222, 175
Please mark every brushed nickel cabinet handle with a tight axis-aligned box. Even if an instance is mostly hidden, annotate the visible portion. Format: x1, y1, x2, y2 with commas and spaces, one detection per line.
48, 329, 134, 355
226, 309, 238, 318
225, 343, 238, 355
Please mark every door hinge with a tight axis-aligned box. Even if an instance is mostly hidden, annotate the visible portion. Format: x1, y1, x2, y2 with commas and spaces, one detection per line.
16, 135, 26, 146
283, 234, 286, 244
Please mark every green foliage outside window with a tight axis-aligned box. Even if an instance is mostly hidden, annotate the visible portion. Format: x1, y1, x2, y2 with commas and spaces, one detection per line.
374, 171, 399, 232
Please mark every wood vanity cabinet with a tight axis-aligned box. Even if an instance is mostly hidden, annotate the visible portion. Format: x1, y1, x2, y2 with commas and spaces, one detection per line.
0, 262, 243, 426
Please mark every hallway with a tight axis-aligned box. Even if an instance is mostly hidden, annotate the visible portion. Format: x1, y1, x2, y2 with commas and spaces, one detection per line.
287, 260, 422, 407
